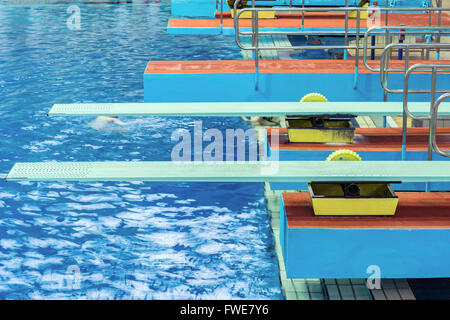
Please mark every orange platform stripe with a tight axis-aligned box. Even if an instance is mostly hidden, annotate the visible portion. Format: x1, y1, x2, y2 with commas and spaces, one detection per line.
145, 59, 450, 74
169, 12, 450, 30
267, 127, 450, 152
283, 191, 450, 229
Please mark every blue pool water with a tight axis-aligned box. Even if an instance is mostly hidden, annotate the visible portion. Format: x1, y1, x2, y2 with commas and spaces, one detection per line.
0, 1, 283, 299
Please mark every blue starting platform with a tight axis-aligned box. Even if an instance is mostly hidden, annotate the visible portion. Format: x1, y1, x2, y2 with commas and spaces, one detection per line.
143, 59, 450, 103
280, 191, 450, 279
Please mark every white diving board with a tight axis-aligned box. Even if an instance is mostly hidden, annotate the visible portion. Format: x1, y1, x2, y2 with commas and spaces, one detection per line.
5, 161, 450, 183
48, 102, 450, 117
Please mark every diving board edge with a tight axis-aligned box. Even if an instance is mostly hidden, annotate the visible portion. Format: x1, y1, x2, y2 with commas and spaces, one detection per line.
5, 161, 450, 183
48, 102, 450, 117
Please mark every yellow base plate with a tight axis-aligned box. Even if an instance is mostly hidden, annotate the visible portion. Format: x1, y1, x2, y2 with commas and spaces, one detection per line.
287, 128, 355, 143
230, 9, 276, 19
288, 119, 350, 128
309, 183, 399, 216
287, 118, 355, 143
348, 3, 369, 19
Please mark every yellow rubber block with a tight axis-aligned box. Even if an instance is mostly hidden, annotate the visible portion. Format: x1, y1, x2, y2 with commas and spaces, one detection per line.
287, 128, 355, 143
230, 9, 275, 19
309, 183, 399, 216
392, 116, 412, 128
287, 119, 351, 129
348, 3, 369, 20
311, 197, 398, 216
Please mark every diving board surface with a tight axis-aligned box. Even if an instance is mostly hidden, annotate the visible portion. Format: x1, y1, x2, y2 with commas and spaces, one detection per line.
48, 102, 450, 117
6, 161, 450, 182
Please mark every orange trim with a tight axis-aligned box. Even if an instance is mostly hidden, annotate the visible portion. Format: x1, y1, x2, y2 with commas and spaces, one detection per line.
145, 60, 255, 74
170, 12, 450, 30
145, 59, 450, 75
267, 127, 450, 152
283, 192, 450, 229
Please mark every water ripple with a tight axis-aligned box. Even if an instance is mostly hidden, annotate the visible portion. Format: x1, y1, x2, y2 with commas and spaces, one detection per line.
0, 2, 282, 299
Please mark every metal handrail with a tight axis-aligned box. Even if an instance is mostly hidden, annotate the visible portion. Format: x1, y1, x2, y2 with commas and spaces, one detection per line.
398, 63, 450, 161
402, 63, 450, 122
380, 44, 450, 94
234, 5, 449, 37
233, 4, 450, 88
230, 2, 450, 164
363, 25, 450, 72
431, 93, 450, 158
235, 6, 449, 40
230, 0, 438, 31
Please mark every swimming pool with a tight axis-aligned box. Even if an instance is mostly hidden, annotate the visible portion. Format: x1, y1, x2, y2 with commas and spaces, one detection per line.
0, 1, 284, 299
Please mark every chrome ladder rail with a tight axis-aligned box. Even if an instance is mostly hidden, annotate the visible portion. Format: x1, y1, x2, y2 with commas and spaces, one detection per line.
233, 4, 450, 89
363, 25, 450, 73
431, 92, 450, 158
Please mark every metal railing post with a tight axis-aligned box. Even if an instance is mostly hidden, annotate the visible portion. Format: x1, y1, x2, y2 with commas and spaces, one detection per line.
437, 0, 442, 60
234, 0, 240, 49
344, 0, 349, 60
426, 3, 434, 60
398, 25, 405, 60
301, 0, 305, 29
354, 9, 360, 88
428, 67, 438, 160
383, 27, 391, 127
370, 2, 378, 61
254, 9, 259, 91
371, 35, 376, 60
251, 0, 255, 59
425, 66, 437, 191
383, 45, 389, 115
220, 0, 224, 33
385, 0, 389, 26
429, 3, 433, 27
